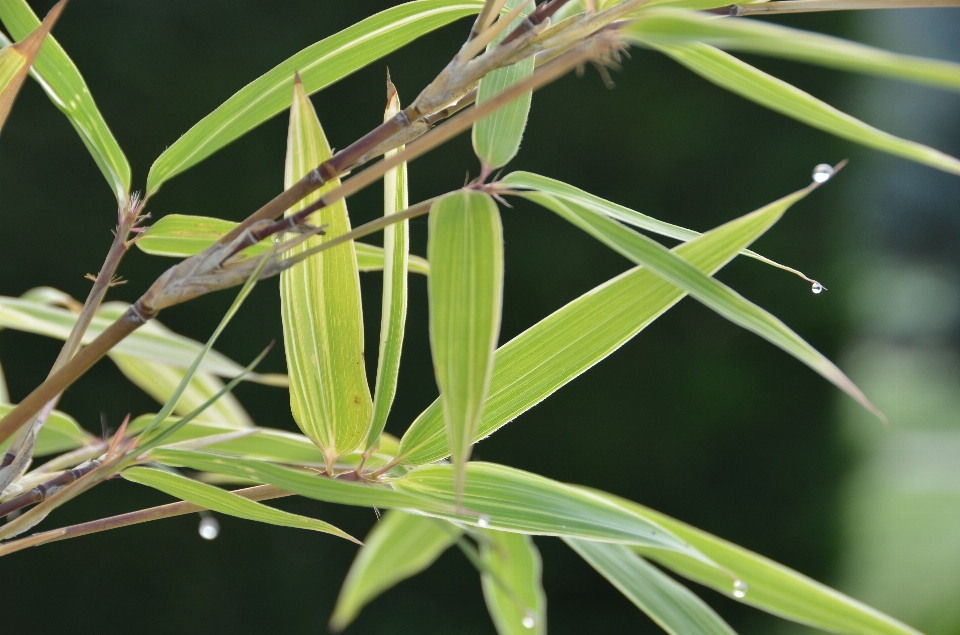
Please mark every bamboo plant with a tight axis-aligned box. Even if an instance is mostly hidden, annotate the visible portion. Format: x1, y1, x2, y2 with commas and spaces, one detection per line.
1, 0, 959, 632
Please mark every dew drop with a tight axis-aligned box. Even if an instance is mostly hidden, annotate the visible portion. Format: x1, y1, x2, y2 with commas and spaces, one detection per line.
477, 514, 490, 529
811, 164, 833, 183
732, 580, 748, 598
811, 281, 824, 294
522, 612, 536, 629
198, 515, 220, 540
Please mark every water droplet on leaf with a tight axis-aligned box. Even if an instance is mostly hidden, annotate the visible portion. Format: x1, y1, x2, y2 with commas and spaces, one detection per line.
733, 580, 748, 598
477, 514, 490, 528
811, 281, 824, 294
198, 516, 220, 540
812, 164, 833, 183
522, 613, 536, 629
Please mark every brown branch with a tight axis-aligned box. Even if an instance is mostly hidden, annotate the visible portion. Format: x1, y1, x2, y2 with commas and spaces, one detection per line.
0, 485, 290, 557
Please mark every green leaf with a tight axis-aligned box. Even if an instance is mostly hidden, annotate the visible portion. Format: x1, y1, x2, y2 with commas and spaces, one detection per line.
0, 402, 88, 457
481, 530, 547, 635
0, 2, 53, 132
367, 83, 411, 452
122, 466, 359, 543
471, 0, 536, 169
428, 190, 504, 502
512, 177, 881, 418
151, 451, 705, 559
397, 186, 810, 465
0, 296, 287, 386
617, 498, 923, 635
281, 76, 372, 468
502, 171, 815, 281
109, 352, 254, 428
642, 41, 960, 176
330, 511, 460, 631
567, 538, 737, 635
146, 0, 485, 194
628, 9, 960, 92
0, 0, 130, 202
135, 214, 430, 275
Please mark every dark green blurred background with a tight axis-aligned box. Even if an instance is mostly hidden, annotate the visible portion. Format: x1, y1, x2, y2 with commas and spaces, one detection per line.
1, 2, 958, 634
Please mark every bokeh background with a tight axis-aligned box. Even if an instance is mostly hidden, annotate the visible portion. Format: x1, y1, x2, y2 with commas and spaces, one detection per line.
1, 1, 958, 633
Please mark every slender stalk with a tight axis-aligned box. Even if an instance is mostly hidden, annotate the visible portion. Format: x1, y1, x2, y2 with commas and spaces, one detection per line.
0, 485, 290, 557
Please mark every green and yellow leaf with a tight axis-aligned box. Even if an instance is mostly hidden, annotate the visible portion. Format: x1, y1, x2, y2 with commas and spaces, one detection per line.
0, 0, 62, 133
481, 530, 547, 635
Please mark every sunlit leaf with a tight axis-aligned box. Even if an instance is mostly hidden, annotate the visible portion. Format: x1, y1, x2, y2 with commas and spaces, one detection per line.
481, 529, 547, 635
472, 0, 535, 170
641, 40, 960, 176
0, 296, 287, 386
146, 0, 485, 194
136, 214, 430, 275
122, 466, 359, 543
0, 0, 61, 133
0, 0, 130, 202
150, 451, 705, 558
614, 497, 924, 635
428, 190, 504, 502
567, 538, 737, 635
367, 81, 411, 452
330, 510, 460, 631
629, 9, 960, 92
0, 402, 88, 457
281, 76, 371, 468
397, 186, 810, 465
511, 176, 882, 418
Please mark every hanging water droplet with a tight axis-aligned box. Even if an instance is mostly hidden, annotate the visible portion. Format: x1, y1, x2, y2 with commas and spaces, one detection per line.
522, 612, 536, 629
732, 580, 748, 598
811, 164, 833, 183
811, 281, 824, 294
198, 515, 220, 540
477, 514, 490, 528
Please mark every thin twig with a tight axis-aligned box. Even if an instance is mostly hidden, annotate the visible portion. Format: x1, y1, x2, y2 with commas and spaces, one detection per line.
731, 0, 960, 15
0, 485, 290, 557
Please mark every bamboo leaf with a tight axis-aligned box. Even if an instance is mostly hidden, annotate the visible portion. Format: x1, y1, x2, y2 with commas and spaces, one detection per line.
122, 466, 359, 543
146, 0, 485, 194
0, 0, 129, 202
481, 530, 547, 635
397, 186, 810, 465
502, 171, 817, 281
0, 0, 62, 133
150, 450, 706, 559
567, 538, 737, 635
643, 41, 960, 176
472, 0, 536, 170
281, 76, 372, 468
629, 9, 960, 92
615, 498, 923, 635
428, 190, 504, 503
109, 352, 254, 428
0, 402, 87, 457
330, 510, 460, 631
366, 80, 411, 452
0, 296, 286, 386
135, 214, 429, 274
514, 178, 881, 418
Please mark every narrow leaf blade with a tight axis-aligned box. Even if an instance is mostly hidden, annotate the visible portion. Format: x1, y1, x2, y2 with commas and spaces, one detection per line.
644, 40, 960, 176
146, 0, 485, 194
0, 402, 88, 457
330, 510, 460, 631
0, 0, 130, 201
397, 185, 810, 465
0, 0, 61, 132
122, 466, 358, 543
428, 190, 504, 501
481, 530, 547, 635
472, 0, 536, 169
281, 76, 372, 467
567, 538, 737, 635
